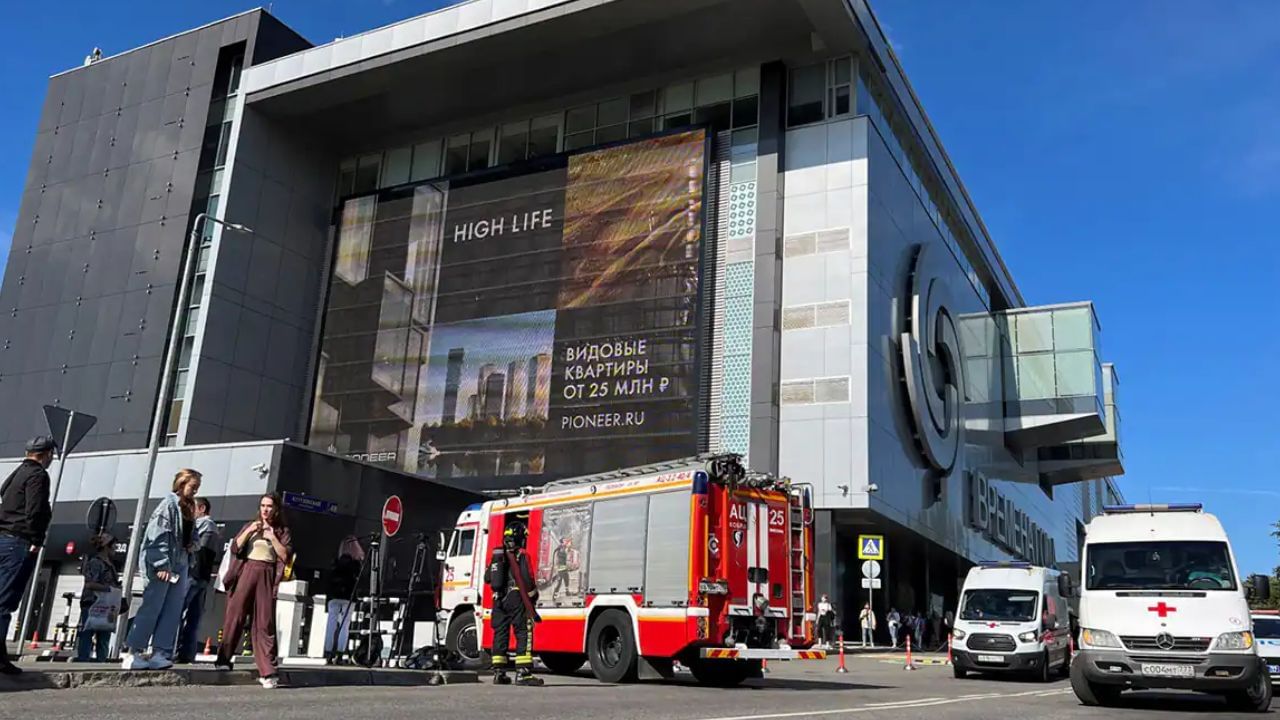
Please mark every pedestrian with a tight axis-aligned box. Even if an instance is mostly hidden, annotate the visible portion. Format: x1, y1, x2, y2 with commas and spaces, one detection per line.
75, 533, 119, 662
323, 535, 364, 664
887, 607, 901, 648
913, 610, 926, 648
859, 602, 876, 647
816, 593, 835, 648
486, 522, 542, 686
176, 497, 220, 663
0, 436, 56, 675
215, 493, 292, 689
550, 537, 572, 602
121, 468, 201, 670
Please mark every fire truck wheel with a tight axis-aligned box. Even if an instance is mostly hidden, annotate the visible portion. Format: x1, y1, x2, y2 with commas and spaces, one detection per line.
539, 652, 586, 675
587, 609, 639, 683
446, 612, 490, 670
689, 659, 756, 687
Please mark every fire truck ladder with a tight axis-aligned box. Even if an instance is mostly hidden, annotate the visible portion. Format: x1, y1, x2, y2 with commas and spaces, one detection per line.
535, 453, 744, 493
788, 490, 808, 640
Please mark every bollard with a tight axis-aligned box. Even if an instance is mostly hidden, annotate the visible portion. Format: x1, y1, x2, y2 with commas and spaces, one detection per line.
762, 658, 769, 674
29, 632, 40, 650
946, 634, 953, 666
836, 631, 848, 674
203, 637, 213, 655
903, 635, 916, 670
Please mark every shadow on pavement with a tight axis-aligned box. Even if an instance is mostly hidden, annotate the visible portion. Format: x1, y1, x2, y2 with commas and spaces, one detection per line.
1098, 690, 1239, 714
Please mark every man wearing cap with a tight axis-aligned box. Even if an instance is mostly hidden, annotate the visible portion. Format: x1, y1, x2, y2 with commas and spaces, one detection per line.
0, 436, 56, 674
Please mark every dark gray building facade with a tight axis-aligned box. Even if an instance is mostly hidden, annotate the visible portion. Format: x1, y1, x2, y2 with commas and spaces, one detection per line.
0, 10, 310, 455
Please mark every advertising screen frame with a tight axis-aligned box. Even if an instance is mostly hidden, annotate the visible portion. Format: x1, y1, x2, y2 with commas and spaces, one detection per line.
304, 125, 717, 490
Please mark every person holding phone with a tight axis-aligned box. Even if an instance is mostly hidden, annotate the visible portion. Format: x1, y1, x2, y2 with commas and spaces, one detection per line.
215, 493, 292, 689
122, 468, 202, 670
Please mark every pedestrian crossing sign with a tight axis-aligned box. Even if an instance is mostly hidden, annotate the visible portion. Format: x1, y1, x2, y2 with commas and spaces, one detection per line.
857, 534, 884, 560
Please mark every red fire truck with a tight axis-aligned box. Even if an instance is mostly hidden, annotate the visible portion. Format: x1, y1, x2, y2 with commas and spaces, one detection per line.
436, 454, 824, 685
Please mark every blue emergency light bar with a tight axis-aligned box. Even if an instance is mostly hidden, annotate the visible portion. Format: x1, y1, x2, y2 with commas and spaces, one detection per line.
1103, 503, 1203, 514
978, 561, 1033, 569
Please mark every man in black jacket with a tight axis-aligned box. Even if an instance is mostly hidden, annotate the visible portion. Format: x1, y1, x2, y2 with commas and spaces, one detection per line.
0, 436, 56, 674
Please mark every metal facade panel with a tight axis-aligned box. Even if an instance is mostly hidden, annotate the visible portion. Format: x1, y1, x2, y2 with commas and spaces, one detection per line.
586, 495, 648, 595
643, 491, 691, 607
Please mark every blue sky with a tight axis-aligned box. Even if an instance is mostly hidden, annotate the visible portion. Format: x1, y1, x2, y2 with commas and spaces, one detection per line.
1, 1, 1276, 573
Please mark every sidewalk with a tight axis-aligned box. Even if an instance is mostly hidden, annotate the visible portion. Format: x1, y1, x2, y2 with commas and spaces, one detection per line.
0, 661, 478, 693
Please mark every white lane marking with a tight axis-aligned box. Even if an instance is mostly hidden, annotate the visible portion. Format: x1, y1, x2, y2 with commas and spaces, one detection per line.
695, 686, 1067, 720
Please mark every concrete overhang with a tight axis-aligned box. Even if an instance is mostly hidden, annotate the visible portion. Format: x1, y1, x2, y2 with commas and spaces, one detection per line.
241, 0, 813, 150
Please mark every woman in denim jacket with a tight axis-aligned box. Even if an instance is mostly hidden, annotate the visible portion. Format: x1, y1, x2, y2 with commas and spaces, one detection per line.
121, 468, 201, 670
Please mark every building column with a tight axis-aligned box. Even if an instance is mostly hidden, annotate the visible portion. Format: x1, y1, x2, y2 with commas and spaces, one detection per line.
749, 60, 786, 474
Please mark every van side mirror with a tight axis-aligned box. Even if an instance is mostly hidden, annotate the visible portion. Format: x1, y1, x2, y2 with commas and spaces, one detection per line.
1250, 574, 1271, 601
1058, 573, 1074, 598
435, 550, 447, 562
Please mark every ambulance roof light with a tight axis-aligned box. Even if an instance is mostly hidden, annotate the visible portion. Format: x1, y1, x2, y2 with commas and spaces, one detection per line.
1103, 503, 1202, 514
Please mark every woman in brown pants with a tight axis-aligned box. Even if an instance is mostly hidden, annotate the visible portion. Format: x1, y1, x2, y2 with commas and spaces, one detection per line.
215, 493, 292, 688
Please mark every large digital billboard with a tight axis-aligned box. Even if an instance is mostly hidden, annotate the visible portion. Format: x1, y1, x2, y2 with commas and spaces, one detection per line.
309, 130, 708, 485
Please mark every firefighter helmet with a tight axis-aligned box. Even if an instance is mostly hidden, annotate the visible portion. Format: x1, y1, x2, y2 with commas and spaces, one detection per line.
503, 522, 527, 549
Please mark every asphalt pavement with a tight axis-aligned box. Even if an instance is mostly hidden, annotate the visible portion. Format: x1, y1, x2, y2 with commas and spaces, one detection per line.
0, 653, 1271, 720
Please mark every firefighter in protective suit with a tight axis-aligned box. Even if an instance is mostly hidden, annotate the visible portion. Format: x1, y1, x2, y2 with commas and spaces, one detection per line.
486, 522, 543, 686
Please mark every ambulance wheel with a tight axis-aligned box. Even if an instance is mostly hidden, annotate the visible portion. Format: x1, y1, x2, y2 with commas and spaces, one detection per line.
1225, 665, 1272, 713
446, 612, 489, 670
587, 609, 638, 683
1070, 656, 1121, 706
540, 652, 586, 675
1036, 651, 1052, 683
690, 659, 755, 687
952, 666, 968, 679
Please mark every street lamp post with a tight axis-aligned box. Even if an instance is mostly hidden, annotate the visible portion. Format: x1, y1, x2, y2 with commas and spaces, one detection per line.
111, 212, 252, 658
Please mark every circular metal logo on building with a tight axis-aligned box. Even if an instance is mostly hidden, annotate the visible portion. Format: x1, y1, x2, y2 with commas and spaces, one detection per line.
1155, 632, 1176, 651
898, 244, 965, 475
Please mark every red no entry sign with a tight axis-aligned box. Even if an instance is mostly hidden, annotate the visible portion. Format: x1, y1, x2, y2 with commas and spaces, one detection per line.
382, 495, 403, 537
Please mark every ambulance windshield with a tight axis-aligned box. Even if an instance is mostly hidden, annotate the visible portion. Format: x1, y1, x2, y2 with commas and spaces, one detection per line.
959, 589, 1039, 622
1086, 541, 1236, 591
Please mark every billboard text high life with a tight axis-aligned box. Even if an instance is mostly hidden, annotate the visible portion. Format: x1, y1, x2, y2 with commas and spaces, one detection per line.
309, 130, 708, 485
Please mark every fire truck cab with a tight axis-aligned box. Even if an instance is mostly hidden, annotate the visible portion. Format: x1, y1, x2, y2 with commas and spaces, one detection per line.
437, 454, 824, 685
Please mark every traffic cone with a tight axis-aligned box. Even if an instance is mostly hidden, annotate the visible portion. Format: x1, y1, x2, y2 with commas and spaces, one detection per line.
28, 632, 40, 650
836, 631, 848, 674
903, 635, 916, 671
203, 637, 213, 655
761, 658, 769, 674
946, 635, 953, 666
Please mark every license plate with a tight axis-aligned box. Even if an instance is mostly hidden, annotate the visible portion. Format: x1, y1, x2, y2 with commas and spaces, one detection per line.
1140, 663, 1194, 678
1267, 664, 1280, 676
976, 654, 1004, 663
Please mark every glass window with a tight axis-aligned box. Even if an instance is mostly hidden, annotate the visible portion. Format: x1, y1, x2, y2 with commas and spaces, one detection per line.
664, 113, 692, 130
1053, 307, 1094, 351
566, 105, 596, 134
1016, 354, 1055, 400
1013, 312, 1054, 353
696, 73, 734, 107
445, 135, 469, 176
595, 123, 626, 144
467, 130, 492, 170
166, 399, 183, 435
564, 131, 594, 152
664, 82, 694, 113
451, 529, 475, 557
732, 95, 759, 128
629, 91, 656, 119
337, 158, 357, 197
597, 97, 627, 127
213, 123, 234, 167
735, 67, 760, 97
627, 118, 656, 138
1055, 350, 1097, 397
528, 114, 560, 157
787, 64, 825, 126
694, 102, 731, 132
832, 57, 852, 86
410, 140, 442, 181
353, 153, 381, 193
959, 589, 1039, 622
498, 121, 529, 165
831, 85, 851, 116
381, 146, 411, 188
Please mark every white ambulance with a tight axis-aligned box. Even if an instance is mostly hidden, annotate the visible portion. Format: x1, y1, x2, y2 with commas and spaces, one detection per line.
950, 561, 1072, 682
1072, 503, 1272, 712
